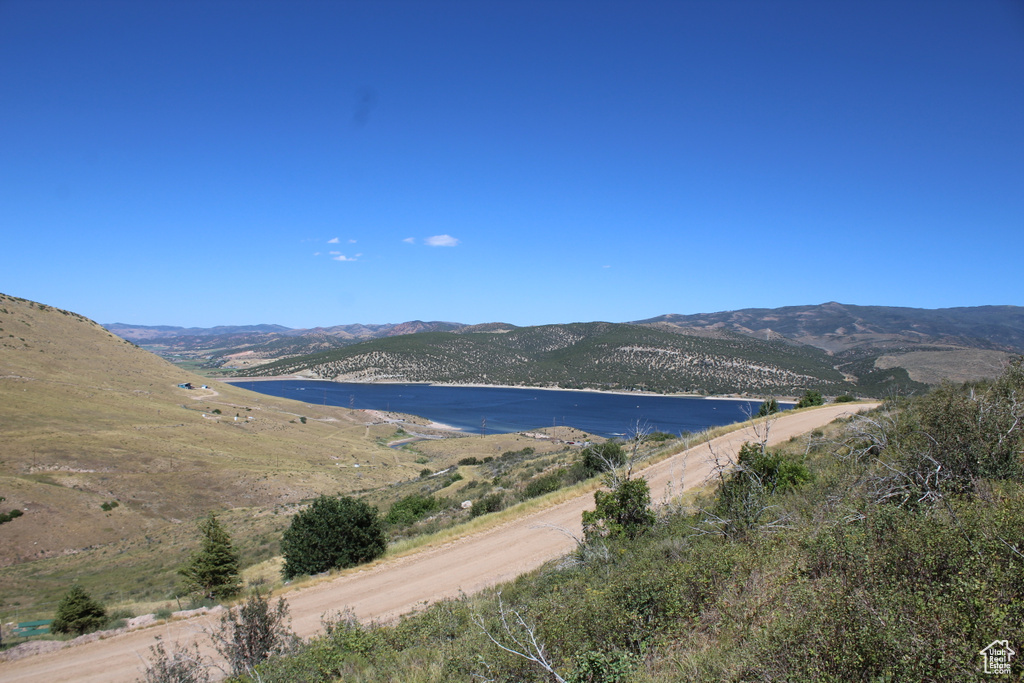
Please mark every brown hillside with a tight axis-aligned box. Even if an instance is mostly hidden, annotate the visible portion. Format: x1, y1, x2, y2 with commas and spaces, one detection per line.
0, 293, 430, 608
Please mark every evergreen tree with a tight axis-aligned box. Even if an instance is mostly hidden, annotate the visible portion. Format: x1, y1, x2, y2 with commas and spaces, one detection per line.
51, 585, 107, 636
179, 512, 242, 601
757, 397, 780, 416
796, 389, 824, 408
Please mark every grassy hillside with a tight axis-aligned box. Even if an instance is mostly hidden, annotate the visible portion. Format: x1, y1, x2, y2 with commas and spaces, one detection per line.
240, 322, 873, 396
0, 293, 459, 615
227, 361, 1024, 682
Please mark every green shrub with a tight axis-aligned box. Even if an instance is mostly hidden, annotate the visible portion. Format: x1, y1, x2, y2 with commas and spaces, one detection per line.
471, 493, 505, 518
578, 441, 625, 478
385, 494, 443, 527
281, 496, 387, 579
582, 477, 655, 541
567, 649, 637, 683
0, 508, 23, 524
523, 470, 565, 499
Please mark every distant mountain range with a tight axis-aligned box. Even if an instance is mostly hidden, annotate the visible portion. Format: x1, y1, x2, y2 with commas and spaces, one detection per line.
635, 302, 1024, 353
106, 303, 1024, 397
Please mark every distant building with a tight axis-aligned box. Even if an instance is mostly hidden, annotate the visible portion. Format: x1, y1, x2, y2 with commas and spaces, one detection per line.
177, 382, 194, 389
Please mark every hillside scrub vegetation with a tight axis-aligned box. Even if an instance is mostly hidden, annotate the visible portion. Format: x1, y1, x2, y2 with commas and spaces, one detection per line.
240, 322, 864, 396
212, 359, 1023, 682
280, 496, 387, 579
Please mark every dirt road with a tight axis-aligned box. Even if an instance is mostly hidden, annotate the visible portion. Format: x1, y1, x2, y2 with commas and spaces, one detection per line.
0, 403, 875, 682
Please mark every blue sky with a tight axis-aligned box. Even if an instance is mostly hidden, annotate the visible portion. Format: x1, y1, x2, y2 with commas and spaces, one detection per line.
2, 0, 1022, 328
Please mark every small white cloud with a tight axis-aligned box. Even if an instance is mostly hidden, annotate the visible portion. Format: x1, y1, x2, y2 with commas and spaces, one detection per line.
403, 237, 416, 244
602, 265, 611, 268
349, 239, 357, 244
313, 251, 321, 256
329, 251, 341, 255
333, 253, 361, 262
327, 237, 340, 244
425, 234, 459, 247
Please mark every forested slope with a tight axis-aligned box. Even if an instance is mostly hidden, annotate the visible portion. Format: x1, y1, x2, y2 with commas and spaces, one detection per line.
241, 322, 882, 396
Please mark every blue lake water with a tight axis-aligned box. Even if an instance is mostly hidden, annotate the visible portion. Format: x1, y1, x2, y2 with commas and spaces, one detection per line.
230, 380, 786, 439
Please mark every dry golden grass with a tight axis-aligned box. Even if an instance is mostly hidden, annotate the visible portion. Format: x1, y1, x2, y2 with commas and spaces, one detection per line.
875, 347, 1014, 384
0, 294, 459, 616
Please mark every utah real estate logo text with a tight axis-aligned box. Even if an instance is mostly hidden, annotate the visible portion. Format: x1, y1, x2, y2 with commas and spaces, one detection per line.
980, 640, 1015, 675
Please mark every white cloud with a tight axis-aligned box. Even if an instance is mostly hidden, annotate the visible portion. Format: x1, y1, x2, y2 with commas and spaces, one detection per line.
403, 237, 416, 244
313, 251, 321, 256
425, 234, 459, 247
349, 239, 357, 244
332, 253, 362, 262
327, 237, 340, 244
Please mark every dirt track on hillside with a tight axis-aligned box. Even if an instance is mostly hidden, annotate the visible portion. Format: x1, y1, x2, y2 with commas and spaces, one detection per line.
0, 404, 877, 682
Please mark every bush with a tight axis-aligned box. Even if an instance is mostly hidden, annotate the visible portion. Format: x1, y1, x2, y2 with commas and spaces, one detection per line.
578, 441, 625, 478
51, 585, 107, 636
385, 494, 442, 527
524, 470, 565, 499
568, 649, 637, 683
711, 442, 811, 538
833, 394, 856, 403
0, 508, 23, 524
211, 591, 297, 678
139, 636, 210, 683
582, 477, 655, 541
281, 496, 387, 579
471, 493, 505, 518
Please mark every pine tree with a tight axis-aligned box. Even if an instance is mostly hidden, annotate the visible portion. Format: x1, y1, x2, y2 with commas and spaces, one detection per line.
757, 397, 780, 417
51, 585, 107, 636
179, 512, 242, 601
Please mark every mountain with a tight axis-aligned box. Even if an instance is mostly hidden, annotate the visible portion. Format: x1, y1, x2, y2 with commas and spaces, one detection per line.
105, 320, 477, 372
240, 321, 896, 396
106, 304, 1023, 387
633, 302, 1024, 353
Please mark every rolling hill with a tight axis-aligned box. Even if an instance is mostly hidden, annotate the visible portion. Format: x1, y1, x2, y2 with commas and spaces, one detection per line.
110, 303, 1023, 389
634, 301, 1024, 353
239, 322, 890, 396
0, 293, 432, 614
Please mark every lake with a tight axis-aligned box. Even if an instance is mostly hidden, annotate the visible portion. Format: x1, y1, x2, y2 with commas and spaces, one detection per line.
229, 380, 786, 438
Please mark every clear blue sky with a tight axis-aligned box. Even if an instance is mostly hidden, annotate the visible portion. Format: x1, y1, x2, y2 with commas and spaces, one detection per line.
2, 0, 1022, 328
